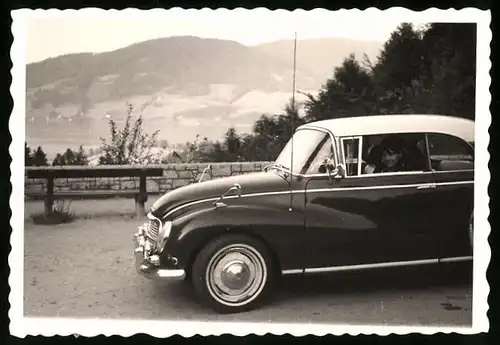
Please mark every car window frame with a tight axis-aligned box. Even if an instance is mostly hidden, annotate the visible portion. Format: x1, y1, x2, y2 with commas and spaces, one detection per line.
294, 126, 339, 178
339, 132, 433, 179
425, 132, 475, 173
340, 136, 363, 177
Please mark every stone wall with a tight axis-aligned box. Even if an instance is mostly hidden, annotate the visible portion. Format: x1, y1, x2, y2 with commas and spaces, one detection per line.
25, 162, 272, 195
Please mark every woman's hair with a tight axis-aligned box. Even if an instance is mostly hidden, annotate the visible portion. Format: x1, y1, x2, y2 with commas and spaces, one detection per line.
380, 136, 406, 154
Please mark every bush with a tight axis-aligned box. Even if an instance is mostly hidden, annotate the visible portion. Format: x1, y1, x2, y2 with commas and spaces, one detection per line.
99, 103, 161, 165
162, 134, 212, 163
31, 200, 76, 225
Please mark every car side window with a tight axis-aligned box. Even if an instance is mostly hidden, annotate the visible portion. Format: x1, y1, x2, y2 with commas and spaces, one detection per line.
427, 133, 474, 171
303, 132, 336, 175
341, 137, 361, 176
360, 133, 430, 175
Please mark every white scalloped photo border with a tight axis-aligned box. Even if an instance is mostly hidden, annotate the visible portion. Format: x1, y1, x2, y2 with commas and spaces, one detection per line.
8, 7, 492, 338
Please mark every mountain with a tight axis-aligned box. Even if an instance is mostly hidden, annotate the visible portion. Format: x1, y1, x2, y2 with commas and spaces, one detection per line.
25, 36, 383, 158
254, 38, 383, 81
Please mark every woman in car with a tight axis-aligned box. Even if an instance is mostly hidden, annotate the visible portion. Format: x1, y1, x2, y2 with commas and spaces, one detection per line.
364, 136, 408, 174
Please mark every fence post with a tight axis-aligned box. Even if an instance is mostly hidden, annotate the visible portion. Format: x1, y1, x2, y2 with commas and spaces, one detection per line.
135, 174, 148, 218
44, 173, 54, 217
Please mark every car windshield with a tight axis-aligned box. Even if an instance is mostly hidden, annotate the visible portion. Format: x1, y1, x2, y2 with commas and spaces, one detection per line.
274, 128, 331, 174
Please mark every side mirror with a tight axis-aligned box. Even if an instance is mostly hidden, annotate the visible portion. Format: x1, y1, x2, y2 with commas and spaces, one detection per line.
320, 158, 346, 179
324, 163, 346, 183
331, 163, 346, 179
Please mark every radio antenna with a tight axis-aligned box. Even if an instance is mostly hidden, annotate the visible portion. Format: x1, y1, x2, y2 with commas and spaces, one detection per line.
289, 32, 297, 212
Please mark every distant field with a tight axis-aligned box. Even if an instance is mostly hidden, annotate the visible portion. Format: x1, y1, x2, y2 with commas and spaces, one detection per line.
24, 85, 316, 158
25, 118, 252, 160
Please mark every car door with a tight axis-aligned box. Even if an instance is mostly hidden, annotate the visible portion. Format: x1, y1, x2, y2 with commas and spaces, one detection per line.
304, 132, 440, 270
426, 132, 475, 259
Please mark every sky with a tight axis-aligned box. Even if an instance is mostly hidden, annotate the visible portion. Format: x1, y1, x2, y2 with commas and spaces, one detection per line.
25, 9, 425, 64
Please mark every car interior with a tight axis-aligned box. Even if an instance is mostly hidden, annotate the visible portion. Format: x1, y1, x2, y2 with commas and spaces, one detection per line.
342, 132, 474, 176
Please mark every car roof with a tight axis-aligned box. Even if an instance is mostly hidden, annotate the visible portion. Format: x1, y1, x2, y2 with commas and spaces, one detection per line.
298, 114, 475, 142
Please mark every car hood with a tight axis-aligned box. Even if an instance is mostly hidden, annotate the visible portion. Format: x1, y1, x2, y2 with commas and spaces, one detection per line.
150, 170, 290, 217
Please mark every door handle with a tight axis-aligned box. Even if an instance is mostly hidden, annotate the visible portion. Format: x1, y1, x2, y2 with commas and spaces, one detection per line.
417, 183, 436, 190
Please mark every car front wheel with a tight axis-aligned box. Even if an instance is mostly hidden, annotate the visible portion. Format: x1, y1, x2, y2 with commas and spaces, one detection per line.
191, 233, 274, 314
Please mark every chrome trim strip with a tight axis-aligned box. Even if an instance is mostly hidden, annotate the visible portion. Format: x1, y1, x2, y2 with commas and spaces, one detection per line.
280, 256, 473, 275
439, 256, 473, 263
346, 171, 433, 179
270, 165, 472, 179
164, 180, 474, 218
282, 269, 304, 275
357, 136, 363, 176
157, 269, 186, 279
304, 259, 439, 274
432, 169, 474, 174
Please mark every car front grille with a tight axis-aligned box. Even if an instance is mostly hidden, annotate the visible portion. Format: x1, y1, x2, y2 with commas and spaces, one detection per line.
147, 218, 161, 244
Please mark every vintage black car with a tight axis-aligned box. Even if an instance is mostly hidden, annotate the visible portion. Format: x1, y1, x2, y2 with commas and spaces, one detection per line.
133, 114, 475, 313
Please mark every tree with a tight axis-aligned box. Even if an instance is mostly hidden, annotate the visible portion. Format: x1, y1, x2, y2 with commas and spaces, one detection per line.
418, 23, 476, 119
304, 54, 377, 121
99, 103, 161, 165
238, 98, 305, 161
52, 145, 88, 166
303, 22, 476, 121
32, 146, 48, 166
223, 127, 242, 162
25, 142, 33, 166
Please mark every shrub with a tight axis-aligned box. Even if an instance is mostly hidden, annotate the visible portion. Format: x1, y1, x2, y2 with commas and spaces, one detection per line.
31, 200, 76, 225
98, 103, 161, 165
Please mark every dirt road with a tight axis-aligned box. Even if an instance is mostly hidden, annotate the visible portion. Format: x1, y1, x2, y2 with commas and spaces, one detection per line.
22, 200, 472, 326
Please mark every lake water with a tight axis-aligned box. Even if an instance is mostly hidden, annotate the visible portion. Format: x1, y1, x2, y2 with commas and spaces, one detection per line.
25, 117, 253, 160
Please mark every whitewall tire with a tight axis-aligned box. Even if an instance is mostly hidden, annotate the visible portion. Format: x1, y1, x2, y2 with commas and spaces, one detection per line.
191, 234, 275, 314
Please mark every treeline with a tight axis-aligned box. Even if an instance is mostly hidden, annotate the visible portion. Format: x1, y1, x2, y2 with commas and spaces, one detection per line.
25, 23, 476, 167
25, 143, 88, 166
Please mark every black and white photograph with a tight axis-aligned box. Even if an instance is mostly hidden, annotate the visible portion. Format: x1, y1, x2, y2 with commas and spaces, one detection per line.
9, 7, 491, 337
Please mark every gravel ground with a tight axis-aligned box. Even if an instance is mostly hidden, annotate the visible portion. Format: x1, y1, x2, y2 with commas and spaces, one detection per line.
23, 199, 473, 326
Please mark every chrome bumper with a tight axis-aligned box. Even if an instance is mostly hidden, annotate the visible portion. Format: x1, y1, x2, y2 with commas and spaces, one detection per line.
133, 224, 186, 281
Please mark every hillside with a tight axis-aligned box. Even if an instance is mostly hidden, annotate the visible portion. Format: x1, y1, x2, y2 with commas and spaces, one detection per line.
25, 35, 383, 157
254, 38, 383, 80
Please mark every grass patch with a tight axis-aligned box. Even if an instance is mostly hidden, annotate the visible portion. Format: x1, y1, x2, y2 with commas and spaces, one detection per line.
31, 200, 77, 225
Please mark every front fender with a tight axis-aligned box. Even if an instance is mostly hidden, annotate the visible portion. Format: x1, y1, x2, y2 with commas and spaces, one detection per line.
161, 202, 305, 272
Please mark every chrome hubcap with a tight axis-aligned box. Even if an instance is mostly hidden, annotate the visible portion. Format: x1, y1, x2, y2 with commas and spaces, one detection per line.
220, 260, 251, 290
206, 244, 267, 307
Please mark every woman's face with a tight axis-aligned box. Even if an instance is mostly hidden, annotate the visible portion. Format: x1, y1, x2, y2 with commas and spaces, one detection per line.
381, 148, 402, 168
